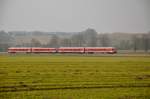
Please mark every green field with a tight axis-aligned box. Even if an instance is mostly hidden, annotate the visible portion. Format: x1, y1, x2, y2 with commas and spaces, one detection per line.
0, 54, 150, 99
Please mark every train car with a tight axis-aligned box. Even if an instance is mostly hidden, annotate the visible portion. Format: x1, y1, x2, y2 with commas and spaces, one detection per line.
8, 47, 31, 53
31, 47, 56, 53
58, 47, 85, 53
85, 47, 117, 54
8, 47, 117, 54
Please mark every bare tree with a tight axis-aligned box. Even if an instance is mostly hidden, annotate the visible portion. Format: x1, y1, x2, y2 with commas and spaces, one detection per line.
118, 40, 131, 50
81, 28, 97, 47
71, 33, 85, 47
60, 38, 72, 47
132, 34, 138, 52
30, 38, 41, 47
142, 34, 149, 52
99, 33, 110, 47
0, 31, 14, 51
47, 35, 59, 47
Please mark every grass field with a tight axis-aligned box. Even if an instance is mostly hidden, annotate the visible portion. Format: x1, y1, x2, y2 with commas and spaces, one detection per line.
0, 54, 150, 99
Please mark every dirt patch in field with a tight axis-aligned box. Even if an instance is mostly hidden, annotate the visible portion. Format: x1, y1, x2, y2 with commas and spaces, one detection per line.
135, 75, 150, 80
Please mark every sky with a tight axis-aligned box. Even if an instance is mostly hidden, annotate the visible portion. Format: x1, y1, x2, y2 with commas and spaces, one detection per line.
0, 0, 150, 33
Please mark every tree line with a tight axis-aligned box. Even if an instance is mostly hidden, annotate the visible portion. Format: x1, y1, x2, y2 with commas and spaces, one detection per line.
0, 29, 150, 52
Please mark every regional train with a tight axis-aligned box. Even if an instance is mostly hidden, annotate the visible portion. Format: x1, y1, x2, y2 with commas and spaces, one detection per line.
8, 47, 117, 54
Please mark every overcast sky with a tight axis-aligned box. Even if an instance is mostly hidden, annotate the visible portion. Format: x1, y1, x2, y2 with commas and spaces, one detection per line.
0, 0, 150, 33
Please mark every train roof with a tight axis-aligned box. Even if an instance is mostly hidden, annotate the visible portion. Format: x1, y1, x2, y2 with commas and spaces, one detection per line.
8, 47, 55, 49
8, 47, 116, 49
8, 47, 31, 49
85, 47, 115, 48
59, 47, 85, 48
31, 47, 56, 49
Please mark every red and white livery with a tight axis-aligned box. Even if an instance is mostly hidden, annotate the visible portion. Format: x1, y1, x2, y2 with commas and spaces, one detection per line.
8, 47, 31, 53
58, 47, 84, 53
8, 47, 117, 54
85, 47, 117, 54
31, 47, 56, 53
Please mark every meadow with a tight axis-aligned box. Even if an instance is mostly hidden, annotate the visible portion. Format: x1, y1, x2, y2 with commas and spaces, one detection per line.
0, 54, 150, 99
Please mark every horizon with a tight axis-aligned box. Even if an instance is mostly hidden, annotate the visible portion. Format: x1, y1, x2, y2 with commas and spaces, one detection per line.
0, 29, 150, 34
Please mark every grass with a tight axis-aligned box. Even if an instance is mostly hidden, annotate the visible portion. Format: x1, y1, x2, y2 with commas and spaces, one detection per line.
0, 54, 150, 99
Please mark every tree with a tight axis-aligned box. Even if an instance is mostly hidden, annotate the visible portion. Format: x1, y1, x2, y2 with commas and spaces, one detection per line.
148, 32, 150, 51
71, 33, 85, 47
132, 34, 138, 52
142, 34, 149, 52
30, 38, 41, 47
60, 38, 72, 47
99, 33, 110, 47
0, 31, 14, 51
118, 40, 131, 50
47, 35, 59, 47
81, 28, 98, 47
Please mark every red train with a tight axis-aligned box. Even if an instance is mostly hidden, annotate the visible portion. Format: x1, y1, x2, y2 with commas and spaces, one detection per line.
8, 47, 117, 54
